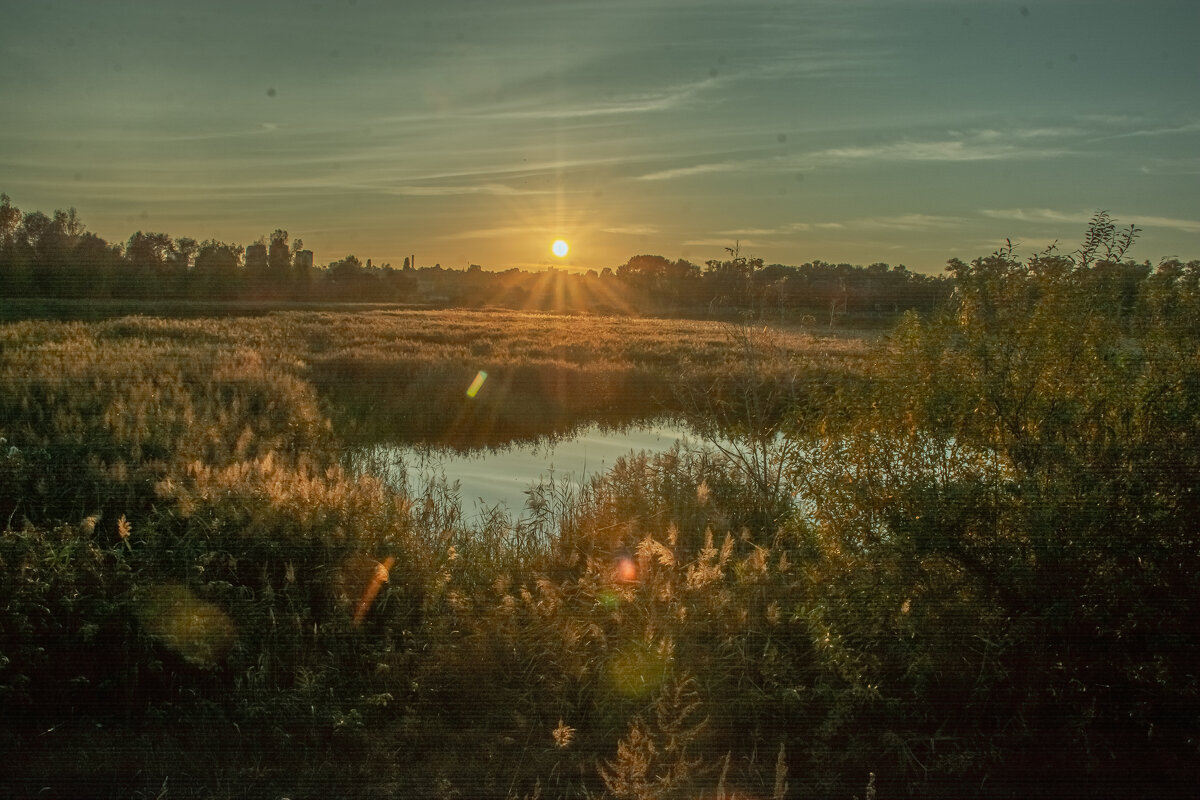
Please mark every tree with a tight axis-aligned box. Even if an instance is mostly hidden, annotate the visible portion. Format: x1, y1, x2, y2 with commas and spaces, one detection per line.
125, 231, 175, 271
329, 254, 362, 282
73, 232, 123, 297
0, 193, 19, 244
0, 194, 31, 295
268, 228, 291, 287
124, 231, 177, 296
193, 240, 244, 298
24, 210, 86, 296
802, 213, 1200, 785
703, 244, 763, 313
173, 237, 198, 271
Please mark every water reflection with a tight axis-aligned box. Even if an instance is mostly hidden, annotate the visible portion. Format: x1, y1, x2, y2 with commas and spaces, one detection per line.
355, 421, 694, 518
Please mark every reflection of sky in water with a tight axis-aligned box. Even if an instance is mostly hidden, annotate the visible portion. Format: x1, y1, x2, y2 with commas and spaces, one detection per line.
375, 423, 691, 518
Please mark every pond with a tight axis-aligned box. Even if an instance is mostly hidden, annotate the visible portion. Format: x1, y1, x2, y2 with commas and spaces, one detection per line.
352, 421, 697, 519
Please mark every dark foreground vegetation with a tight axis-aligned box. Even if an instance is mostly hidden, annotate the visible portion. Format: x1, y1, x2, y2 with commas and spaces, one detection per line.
1, 215, 1198, 798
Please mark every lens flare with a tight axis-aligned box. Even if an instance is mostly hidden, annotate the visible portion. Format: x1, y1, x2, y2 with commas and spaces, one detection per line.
135, 584, 236, 668
466, 370, 488, 398
608, 640, 668, 698
353, 556, 396, 626
615, 556, 637, 583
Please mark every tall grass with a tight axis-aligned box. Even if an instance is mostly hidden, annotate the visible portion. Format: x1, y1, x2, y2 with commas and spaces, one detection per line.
6, 291, 1191, 798
0, 308, 866, 798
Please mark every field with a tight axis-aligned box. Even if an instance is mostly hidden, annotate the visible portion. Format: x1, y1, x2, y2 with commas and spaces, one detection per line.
0, 308, 870, 798
2, 255, 1198, 800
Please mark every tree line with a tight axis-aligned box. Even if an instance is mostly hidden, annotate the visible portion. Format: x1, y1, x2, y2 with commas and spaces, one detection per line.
1, 193, 950, 319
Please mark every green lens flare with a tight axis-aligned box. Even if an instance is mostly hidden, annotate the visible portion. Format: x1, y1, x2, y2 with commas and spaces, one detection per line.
466, 370, 488, 398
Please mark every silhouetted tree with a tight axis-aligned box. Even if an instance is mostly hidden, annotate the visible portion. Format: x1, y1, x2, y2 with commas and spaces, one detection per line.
0, 196, 32, 295
268, 228, 291, 291
193, 240, 244, 299
124, 231, 176, 297
704, 244, 763, 313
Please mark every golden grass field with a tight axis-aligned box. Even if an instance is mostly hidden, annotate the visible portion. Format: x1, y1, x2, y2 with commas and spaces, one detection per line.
0, 308, 878, 799
1, 308, 873, 448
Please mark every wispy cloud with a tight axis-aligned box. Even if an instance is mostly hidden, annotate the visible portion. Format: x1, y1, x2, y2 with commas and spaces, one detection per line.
971, 126, 1082, 141
850, 214, 966, 231
718, 227, 785, 237
804, 135, 1068, 166
1094, 214, 1200, 235
444, 225, 554, 241
683, 237, 767, 249
979, 208, 1091, 225
1138, 157, 1200, 176
479, 78, 719, 121
603, 224, 659, 236
1087, 119, 1200, 143
748, 216, 962, 235
635, 128, 1075, 182
635, 160, 745, 181
380, 183, 548, 197
980, 208, 1200, 234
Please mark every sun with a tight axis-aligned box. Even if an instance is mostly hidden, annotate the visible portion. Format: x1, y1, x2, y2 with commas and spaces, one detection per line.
551, 239, 569, 258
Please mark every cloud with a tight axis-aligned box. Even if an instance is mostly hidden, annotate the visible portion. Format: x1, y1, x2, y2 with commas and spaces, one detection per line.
634, 160, 744, 181
718, 227, 785, 237
1134, 215, 1200, 234
850, 214, 965, 231
1138, 157, 1200, 176
603, 224, 659, 235
635, 127, 1076, 183
980, 208, 1200, 235
1087, 119, 1200, 143
445, 225, 553, 241
972, 126, 1082, 141
766, 216, 961, 235
805, 136, 1067, 166
489, 78, 719, 121
420, 74, 724, 126
683, 237, 766, 249
380, 183, 547, 197
979, 208, 1091, 225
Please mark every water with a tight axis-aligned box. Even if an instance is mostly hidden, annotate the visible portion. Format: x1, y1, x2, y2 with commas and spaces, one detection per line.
353, 424, 1011, 527
356, 421, 695, 518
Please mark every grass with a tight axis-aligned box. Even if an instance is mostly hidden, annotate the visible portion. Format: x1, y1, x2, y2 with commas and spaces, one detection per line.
0, 308, 874, 798
2, 297, 1196, 798
0, 307, 870, 447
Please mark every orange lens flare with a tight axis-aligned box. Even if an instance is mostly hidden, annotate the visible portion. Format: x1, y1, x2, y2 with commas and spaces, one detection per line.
615, 557, 637, 583
353, 556, 396, 626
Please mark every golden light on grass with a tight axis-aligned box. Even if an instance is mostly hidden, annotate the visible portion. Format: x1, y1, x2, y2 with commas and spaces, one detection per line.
552, 718, 577, 748
551, 239, 569, 258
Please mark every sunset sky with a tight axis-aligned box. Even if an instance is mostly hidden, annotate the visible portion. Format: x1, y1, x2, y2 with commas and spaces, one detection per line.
3, 0, 1197, 273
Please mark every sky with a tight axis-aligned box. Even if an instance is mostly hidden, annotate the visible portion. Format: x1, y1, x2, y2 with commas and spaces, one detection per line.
2, 0, 1198, 274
